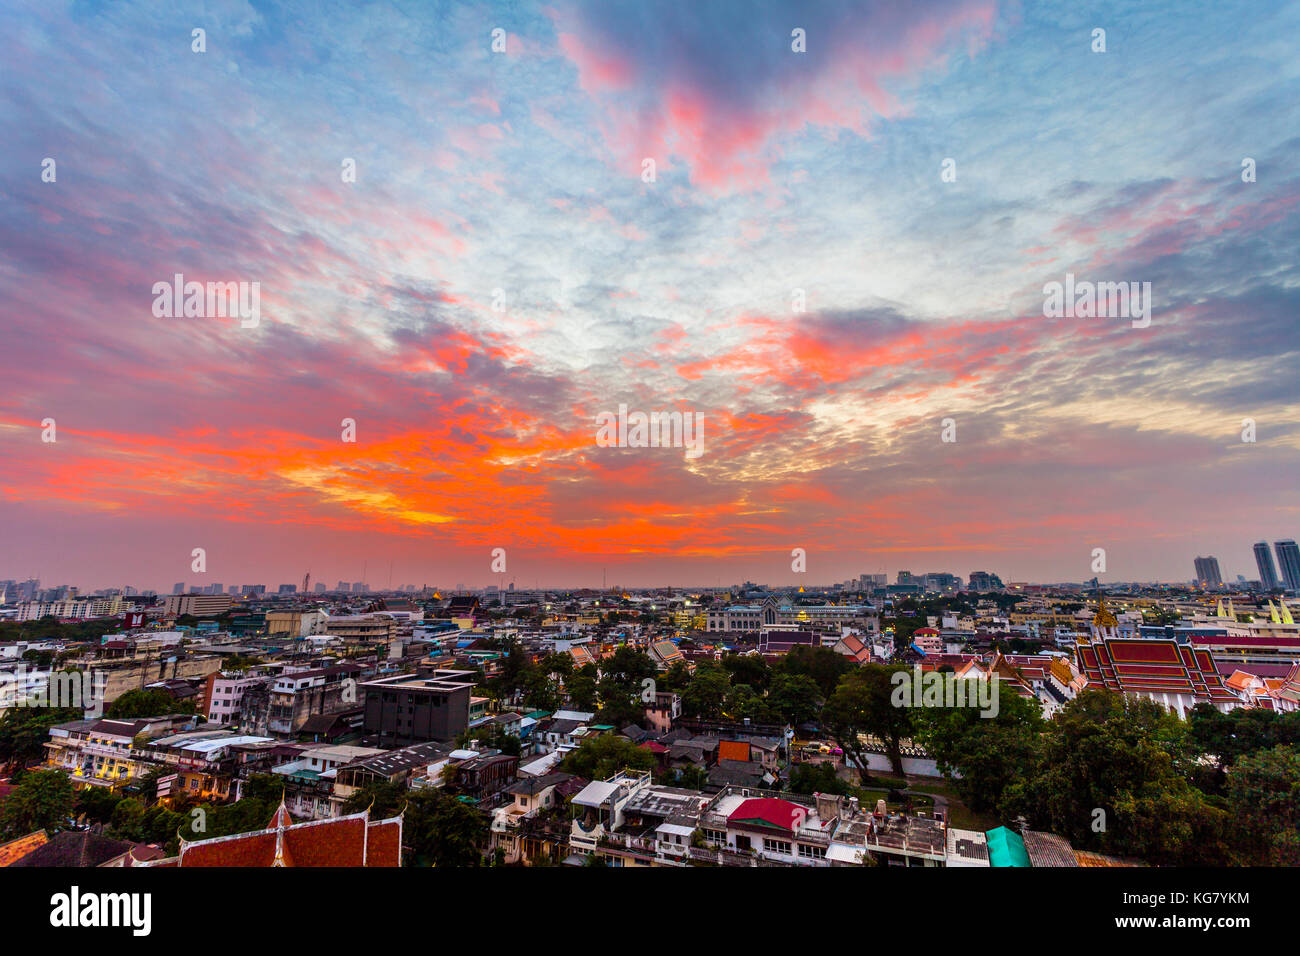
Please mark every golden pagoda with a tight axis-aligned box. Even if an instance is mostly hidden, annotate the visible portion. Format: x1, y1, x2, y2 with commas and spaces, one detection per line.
1087, 590, 1119, 641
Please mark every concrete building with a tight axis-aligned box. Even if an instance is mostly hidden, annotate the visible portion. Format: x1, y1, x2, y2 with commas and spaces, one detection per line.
1194, 556, 1223, 589
1255, 541, 1281, 590
163, 593, 233, 617
360, 670, 476, 746
239, 664, 363, 738
1276, 540, 1300, 591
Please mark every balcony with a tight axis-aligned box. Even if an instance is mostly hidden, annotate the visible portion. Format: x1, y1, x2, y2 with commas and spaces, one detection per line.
570, 819, 605, 848
80, 741, 130, 759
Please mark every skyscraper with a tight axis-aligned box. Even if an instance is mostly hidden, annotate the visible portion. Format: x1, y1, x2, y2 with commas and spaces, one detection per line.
1254, 541, 1280, 590
1275, 540, 1300, 591
1193, 556, 1223, 589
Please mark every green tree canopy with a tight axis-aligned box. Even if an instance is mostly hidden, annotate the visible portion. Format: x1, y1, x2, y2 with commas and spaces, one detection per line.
1226, 743, 1300, 865
681, 662, 731, 720
1001, 690, 1228, 866
910, 679, 1043, 813
0, 768, 74, 839
106, 688, 194, 719
0, 706, 81, 765
823, 665, 915, 779
559, 733, 655, 781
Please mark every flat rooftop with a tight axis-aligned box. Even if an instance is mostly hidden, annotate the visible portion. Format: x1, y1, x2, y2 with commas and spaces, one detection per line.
360, 670, 477, 692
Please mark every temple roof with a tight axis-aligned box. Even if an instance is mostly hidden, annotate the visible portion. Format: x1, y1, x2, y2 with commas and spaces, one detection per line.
135, 802, 402, 867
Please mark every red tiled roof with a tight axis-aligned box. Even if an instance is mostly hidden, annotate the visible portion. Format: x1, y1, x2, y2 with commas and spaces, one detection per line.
366, 817, 403, 867
152, 802, 402, 867
0, 831, 48, 867
1076, 637, 1240, 704
728, 797, 804, 833
282, 816, 368, 867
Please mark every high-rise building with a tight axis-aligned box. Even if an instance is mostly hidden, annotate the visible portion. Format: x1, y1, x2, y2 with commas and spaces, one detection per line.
968, 571, 1004, 591
1193, 556, 1223, 589
164, 593, 233, 617
1275, 540, 1300, 591
173, 582, 186, 595
924, 572, 961, 592
1254, 542, 1280, 590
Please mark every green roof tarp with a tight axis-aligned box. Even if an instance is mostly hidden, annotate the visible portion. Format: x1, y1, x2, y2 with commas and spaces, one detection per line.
985, 827, 1031, 867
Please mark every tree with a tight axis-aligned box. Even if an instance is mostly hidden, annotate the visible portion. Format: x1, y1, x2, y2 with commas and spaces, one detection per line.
522, 669, 561, 712
341, 779, 407, 818
776, 645, 850, 699
540, 652, 574, 684
456, 727, 522, 757
600, 646, 657, 688
1226, 744, 1300, 865
724, 684, 769, 723
1001, 690, 1228, 865
403, 789, 488, 866
0, 707, 81, 765
767, 673, 822, 726
107, 689, 193, 719
559, 734, 655, 782
1190, 705, 1300, 773
721, 654, 771, 694
74, 786, 123, 826
911, 679, 1043, 813
823, 665, 914, 779
594, 647, 656, 726
681, 663, 731, 720
489, 641, 531, 702
567, 667, 599, 712
658, 660, 693, 692
788, 760, 849, 796
0, 768, 74, 839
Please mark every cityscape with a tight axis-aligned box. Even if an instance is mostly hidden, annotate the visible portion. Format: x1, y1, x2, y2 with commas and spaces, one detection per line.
2, 547, 1298, 874
1, 0, 1296, 936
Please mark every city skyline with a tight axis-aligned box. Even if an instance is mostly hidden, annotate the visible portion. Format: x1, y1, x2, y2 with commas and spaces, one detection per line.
7, 540, 1297, 597
2, 0, 1299, 589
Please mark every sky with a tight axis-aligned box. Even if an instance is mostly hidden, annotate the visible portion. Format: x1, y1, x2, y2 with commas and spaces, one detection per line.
1, 0, 1298, 592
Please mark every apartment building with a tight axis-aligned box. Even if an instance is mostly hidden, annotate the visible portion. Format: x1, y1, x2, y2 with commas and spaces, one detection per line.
360, 670, 476, 746
163, 593, 234, 617
706, 596, 878, 634
239, 664, 364, 738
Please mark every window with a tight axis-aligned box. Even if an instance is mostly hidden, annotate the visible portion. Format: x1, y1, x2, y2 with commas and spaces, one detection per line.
763, 838, 792, 855
798, 844, 826, 859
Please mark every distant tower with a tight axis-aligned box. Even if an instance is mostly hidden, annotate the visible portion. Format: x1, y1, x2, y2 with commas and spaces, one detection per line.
1276, 540, 1300, 591
1254, 542, 1280, 590
1193, 556, 1223, 589
303, 571, 311, 594
1088, 578, 1119, 641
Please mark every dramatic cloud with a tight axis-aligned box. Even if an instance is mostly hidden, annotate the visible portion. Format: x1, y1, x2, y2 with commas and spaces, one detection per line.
1, 0, 1297, 590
